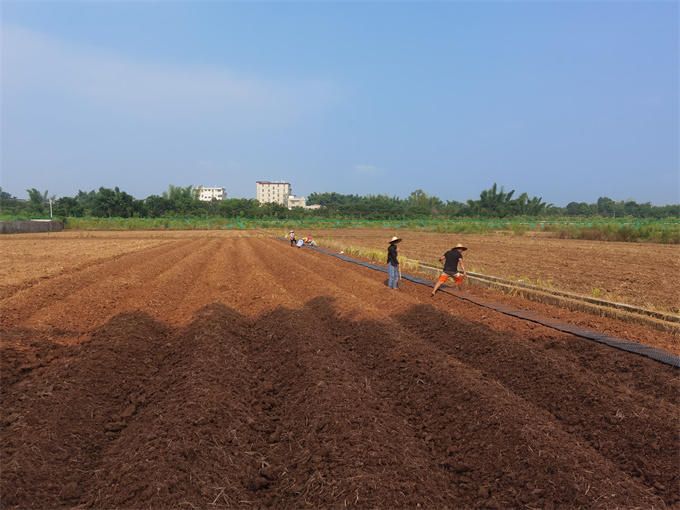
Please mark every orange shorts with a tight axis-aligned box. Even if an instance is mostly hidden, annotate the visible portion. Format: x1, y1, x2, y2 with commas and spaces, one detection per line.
438, 272, 462, 284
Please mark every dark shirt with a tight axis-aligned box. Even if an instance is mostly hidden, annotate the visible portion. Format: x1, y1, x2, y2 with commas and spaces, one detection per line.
387, 244, 399, 266
442, 249, 463, 274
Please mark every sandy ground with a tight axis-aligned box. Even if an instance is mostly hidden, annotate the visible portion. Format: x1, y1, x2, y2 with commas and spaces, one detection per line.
1, 231, 678, 509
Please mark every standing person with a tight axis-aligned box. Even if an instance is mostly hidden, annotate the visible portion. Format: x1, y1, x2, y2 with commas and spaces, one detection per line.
289, 230, 296, 247
387, 235, 402, 289
431, 243, 468, 296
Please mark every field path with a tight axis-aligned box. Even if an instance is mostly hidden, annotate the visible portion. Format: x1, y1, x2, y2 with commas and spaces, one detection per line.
1, 236, 678, 509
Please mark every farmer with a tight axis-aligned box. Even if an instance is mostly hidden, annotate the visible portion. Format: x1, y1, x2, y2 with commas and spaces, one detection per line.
304, 237, 317, 247
296, 237, 305, 248
431, 243, 468, 296
289, 230, 296, 247
387, 235, 402, 289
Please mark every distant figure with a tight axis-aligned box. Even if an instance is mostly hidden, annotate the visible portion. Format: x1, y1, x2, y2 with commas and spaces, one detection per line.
431, 243, 468, 295
304, 237, 317, 247
296, 237, 305, 248
387, 235, 402, 289
289, 230, 296, 247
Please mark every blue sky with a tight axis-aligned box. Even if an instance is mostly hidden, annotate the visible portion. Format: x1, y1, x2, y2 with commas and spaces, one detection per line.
2, 1, 678, 206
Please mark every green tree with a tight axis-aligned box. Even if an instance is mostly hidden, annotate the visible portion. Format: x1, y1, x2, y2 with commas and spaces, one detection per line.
217, 198, 259, 218
597, 197, 616, 216
467, 183, 516, 218
74, 190, 97, 216
566, 201, 581, 216
54, 197, 84, 218
520, 195, 549, 216
0, 188, 25, 217
406, 189, 430, 208
27, 188, 44, 205
145, 195, 172, 218
92, 187, 135, 218
162, 185, 196, 201
26, 188, 52, 216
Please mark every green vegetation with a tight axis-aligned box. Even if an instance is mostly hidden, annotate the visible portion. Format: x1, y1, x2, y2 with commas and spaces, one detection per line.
552, 222, 680, 244
307, 184, 679, 221
1, 184, 677, 243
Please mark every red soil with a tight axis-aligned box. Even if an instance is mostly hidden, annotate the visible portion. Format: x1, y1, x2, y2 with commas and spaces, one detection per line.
1, 235, 678, 509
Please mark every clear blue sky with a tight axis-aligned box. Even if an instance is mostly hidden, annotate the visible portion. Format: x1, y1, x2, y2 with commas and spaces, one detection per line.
2, 1, 678, 207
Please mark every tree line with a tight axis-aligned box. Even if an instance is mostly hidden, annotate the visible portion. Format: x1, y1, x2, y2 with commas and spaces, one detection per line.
307, 184, 678, 219
0, 183, 677, 220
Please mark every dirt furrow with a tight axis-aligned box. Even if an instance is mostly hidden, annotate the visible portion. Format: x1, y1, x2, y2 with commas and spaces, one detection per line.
110, 237, 244, 327
245, 299, 457, 508
0, 237, 173, 300
243, 239, 411, 320
397, 305, 678, 405
309, 304, 665, 509
82, 304, 260, 509
217, 238, 306, 315
1, 311, 173, 508
394, 305, 679, 505
0, 239, 203, 333
1, 236, 677, 509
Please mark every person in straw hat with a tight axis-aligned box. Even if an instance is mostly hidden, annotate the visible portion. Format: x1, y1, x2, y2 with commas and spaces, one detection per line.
431, 243, 468, 296
386, 235, 402, 289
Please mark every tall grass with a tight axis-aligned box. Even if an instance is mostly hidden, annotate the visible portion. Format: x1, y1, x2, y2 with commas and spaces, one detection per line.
554, 223, 679, 244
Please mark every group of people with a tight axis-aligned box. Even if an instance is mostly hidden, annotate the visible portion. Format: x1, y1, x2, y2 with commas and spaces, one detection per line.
387, 235, 468, 296
286, 230, 467, 294
288, 230, 317, 248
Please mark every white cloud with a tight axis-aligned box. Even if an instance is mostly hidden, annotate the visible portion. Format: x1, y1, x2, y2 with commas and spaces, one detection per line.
3, 25, 340, 127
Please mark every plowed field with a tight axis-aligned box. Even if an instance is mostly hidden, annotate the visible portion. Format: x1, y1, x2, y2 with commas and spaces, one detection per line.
1, 232, 678, 509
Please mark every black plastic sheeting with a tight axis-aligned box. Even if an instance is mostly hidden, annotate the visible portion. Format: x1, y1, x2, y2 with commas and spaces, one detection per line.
297, 242, 680, 369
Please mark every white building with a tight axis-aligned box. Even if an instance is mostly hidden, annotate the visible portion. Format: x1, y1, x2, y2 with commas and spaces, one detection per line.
287, 195, 306, 209
196, 187, 226, 201
256, 181, 292, 207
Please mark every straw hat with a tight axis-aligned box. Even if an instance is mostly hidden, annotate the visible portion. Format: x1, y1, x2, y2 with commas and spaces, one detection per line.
389, 236, 402, 244
454, 243, 467, 251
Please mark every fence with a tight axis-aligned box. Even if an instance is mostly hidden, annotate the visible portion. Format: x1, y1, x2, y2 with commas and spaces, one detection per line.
0, 220, 64, 234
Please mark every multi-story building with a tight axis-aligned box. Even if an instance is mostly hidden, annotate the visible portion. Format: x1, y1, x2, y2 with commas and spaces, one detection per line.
256, 181, 292, 207
196, 187, 227, 201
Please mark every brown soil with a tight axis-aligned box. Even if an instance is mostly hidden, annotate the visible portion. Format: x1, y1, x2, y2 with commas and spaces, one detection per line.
1, 232, 678, 509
